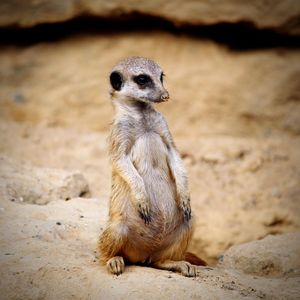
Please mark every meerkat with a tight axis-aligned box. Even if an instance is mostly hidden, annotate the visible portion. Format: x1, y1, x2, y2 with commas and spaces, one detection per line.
98, 56, 206, 277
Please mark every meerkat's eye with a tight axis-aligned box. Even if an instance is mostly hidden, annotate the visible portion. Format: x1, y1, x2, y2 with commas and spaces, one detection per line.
160, 73, 165, 83
133, 74, 152, 86
110, 71, 123, 91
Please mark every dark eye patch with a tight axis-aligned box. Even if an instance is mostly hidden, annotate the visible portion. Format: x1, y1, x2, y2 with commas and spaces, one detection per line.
110, 71, 123, 91
133, 74, 152, 86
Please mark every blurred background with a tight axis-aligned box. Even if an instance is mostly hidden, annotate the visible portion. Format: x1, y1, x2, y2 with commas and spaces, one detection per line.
0, 0, 299, 264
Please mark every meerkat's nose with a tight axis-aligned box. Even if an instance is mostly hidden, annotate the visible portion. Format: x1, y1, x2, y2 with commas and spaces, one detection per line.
161, 91, 169, 101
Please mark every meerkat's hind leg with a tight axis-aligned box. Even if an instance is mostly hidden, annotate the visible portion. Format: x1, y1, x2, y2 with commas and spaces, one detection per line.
150, 223, 199, 277
98, 222, 127, 275
153, 260, 197, 277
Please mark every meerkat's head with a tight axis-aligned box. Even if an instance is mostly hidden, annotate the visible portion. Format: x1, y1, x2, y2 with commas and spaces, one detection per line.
109, 56, 169, 104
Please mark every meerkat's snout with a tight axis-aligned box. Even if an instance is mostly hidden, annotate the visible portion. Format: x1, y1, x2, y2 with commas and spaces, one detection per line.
160, 91, 169, 102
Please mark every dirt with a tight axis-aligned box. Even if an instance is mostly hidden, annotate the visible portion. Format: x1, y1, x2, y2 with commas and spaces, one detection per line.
1, 0, 299, 35
0, 28, 299, 299
0, 146, 299, 299
0, 32, 299, 136
0, 119, 299, 265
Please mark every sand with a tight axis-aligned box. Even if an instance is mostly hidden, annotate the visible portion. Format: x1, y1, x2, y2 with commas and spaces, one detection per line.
0, 29, 299, 299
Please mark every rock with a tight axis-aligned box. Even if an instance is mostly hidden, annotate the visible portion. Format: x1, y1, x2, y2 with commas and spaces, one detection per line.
218, 232, 300, 277
201, 152, 227, 164
0, 173, 299, 299
0, 1, 299, 35
1, 121, 300, 266
0, 125, 298, 299
0, 156, 90, 205
1, 34, 300, 138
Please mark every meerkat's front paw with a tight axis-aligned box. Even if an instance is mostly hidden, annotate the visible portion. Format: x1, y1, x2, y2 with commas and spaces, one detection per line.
179, 196, 191, 222
107, 256, 125, 275
135, 194, 151, 224
138, 200, 152, 224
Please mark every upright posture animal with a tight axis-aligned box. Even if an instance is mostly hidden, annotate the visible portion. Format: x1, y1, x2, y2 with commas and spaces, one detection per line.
99, 57, 205, 277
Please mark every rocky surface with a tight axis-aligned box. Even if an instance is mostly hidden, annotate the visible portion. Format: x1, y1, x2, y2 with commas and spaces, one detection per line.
0, 32, 300, 137
219, 232, 300, 277
0, 120, 299, 265
0, 156, 90, 205
0, 12, 299, 298
0, 0, 300, 35
0, 30, 299, 265
0, 155, 299, 299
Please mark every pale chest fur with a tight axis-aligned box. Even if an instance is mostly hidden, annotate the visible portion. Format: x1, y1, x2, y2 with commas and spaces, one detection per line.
110, 106, 178, 216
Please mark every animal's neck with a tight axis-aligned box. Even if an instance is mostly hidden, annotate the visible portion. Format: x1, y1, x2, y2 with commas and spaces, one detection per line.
113, 98, 154, 118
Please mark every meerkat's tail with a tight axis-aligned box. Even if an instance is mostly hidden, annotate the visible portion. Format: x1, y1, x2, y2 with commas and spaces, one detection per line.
185, 252, 207, 266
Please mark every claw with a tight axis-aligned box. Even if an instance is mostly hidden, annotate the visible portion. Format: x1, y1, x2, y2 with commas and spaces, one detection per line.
180, 262, 197, 277
181, 198, 192, 222
138, 202, 151, 224
183, 206, 191, 222
139, 210, 152, 224
107, 256, 125, 275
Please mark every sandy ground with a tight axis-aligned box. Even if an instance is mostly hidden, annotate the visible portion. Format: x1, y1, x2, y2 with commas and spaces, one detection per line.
0, 29, 299, 299
0, 31, 299, 137
0, 125, 299, 299
1, 185, 299, 299
0, 120, 299, 264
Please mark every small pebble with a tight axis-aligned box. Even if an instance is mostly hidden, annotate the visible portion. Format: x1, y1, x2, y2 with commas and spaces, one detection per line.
56, 222, 62, 226
13, 93, 25, 104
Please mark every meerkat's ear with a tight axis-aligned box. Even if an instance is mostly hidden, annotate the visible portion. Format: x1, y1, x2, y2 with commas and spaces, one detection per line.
110, 71, 123, 91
